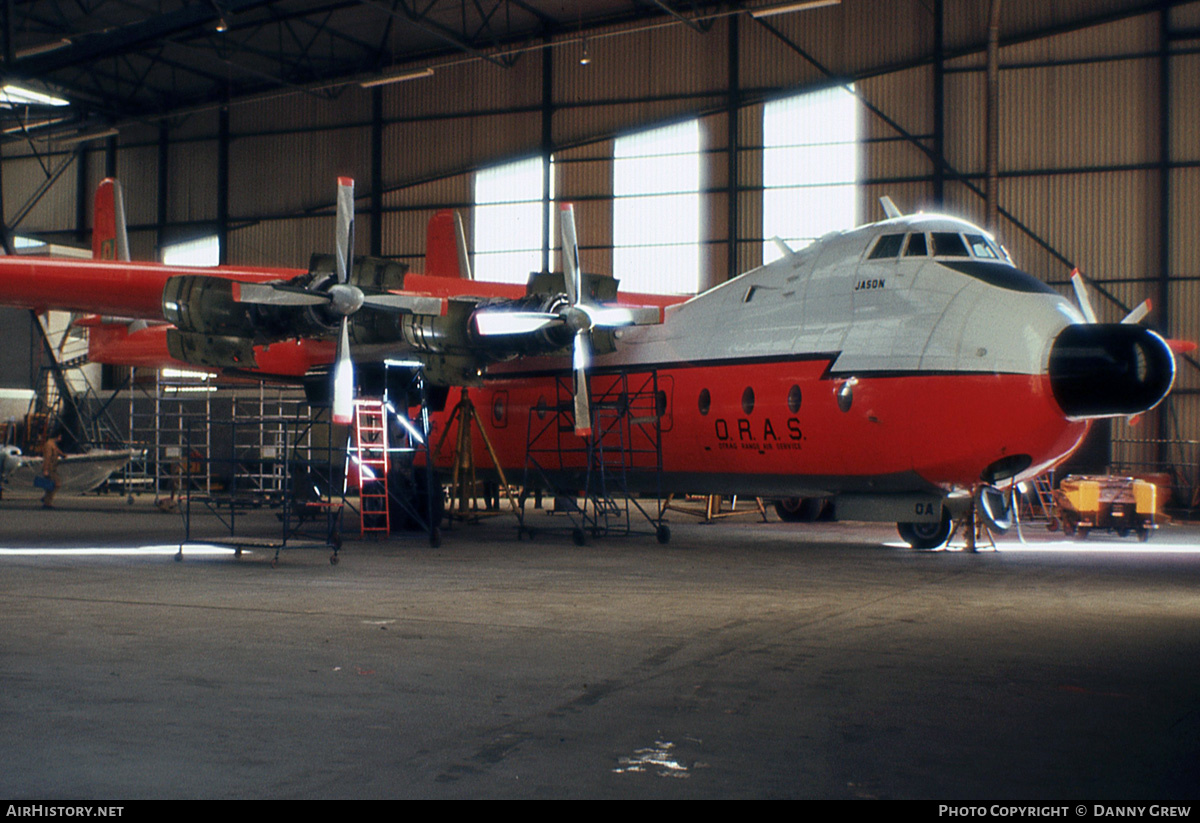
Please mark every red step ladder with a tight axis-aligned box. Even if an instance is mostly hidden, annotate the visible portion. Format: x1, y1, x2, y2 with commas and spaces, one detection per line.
353, 400, 389, 536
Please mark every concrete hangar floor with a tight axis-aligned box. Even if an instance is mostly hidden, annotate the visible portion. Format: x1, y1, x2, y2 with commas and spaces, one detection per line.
1, 494, 1198, 800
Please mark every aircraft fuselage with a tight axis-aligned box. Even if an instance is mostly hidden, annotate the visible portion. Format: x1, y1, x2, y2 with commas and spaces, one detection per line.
431, 213, 1172, 511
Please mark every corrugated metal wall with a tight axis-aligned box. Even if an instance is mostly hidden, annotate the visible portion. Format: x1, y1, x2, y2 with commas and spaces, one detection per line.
3, 0, 1198, 495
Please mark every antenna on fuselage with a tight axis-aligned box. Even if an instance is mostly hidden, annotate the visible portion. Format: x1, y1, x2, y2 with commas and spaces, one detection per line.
770, 237, 796, 261
879, 196, 903, 219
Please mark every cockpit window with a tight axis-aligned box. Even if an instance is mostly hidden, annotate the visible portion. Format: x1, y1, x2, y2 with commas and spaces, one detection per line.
965, 234, 999, 259
868, 234, 904, 259
904, 232, 928, 256
932, 232, 970, 257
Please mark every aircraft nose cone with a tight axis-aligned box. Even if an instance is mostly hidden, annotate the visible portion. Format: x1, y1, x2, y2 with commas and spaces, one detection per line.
1048, 323, 1175, 418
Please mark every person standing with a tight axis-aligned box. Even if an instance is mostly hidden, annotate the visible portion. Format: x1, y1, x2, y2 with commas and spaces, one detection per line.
41, 433, 64, 509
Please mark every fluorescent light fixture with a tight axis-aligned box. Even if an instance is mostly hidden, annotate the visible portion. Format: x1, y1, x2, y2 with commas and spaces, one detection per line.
161, 368, 214, 380
0, 84, 69, 107
360, 67, 434, 88
749, 0, 841, 18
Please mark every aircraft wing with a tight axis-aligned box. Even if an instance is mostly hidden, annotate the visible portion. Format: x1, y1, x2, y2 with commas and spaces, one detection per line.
0, 256, 301, 319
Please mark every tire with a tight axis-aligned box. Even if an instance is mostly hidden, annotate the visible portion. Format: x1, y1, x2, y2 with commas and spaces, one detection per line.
775, 497, 826, 522
897, 511, 952, 550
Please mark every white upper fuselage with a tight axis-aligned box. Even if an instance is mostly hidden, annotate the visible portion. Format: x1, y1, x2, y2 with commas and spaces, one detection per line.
596, 213, 1082, 377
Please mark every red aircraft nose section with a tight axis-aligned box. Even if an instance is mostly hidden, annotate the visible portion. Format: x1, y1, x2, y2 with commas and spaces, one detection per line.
1047, 324, 1175, 419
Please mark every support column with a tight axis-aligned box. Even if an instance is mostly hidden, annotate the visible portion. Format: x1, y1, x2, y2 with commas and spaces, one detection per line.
985, 0, 1002, 233
157, 124, 169, 253
75, 146, 89, 246
932, 0, 945, 207
727, 15, 740, 284
1156, 3, 1172, 468
217, 108, 229, 265
540, 40, 553, 275
371, 87, 383, 258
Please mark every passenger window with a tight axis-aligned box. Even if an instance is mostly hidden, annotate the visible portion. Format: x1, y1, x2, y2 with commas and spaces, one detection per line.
904, 233, 928, 256
868, 234, 904, 259
965, 234, 998, 259
932, 232, 970, 257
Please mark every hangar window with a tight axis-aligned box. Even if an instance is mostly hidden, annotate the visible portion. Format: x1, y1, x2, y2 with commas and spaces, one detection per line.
162, 234, 219, 266
763, 85, 859, 263
612, 119, 701, 295
474, 155, 553, 285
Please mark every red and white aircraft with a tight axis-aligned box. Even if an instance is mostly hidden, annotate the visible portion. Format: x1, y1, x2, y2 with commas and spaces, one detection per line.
0, 180, 1178, 548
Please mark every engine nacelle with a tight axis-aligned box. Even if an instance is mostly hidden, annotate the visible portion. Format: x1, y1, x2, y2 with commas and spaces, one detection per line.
162, 256, 410, 370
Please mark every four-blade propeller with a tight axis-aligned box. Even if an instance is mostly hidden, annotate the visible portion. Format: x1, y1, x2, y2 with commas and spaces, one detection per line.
231, 178, 443, 424
470, 203, 662, 436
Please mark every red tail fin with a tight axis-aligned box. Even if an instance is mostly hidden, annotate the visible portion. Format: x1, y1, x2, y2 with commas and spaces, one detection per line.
424, 209, 470, 278
92, 178, 130, 261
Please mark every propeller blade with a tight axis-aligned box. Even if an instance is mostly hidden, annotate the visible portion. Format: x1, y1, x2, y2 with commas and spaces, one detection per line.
560, 202, 581, 307
335, 177, 355, 285
572, 329, 591, 438
360, 293, 446, 316
473, 310, 561, 337
332, 318, 354, 425
587, 305, 663, 327
1070, 269, 1098, 324
233, 281, 329, 306
1121, 299, 1151, 325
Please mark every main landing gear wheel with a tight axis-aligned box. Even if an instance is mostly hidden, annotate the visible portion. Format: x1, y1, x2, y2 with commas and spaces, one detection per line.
774, 497, 825, 522
656, 524, 671, 544
897, 511, 952, 550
